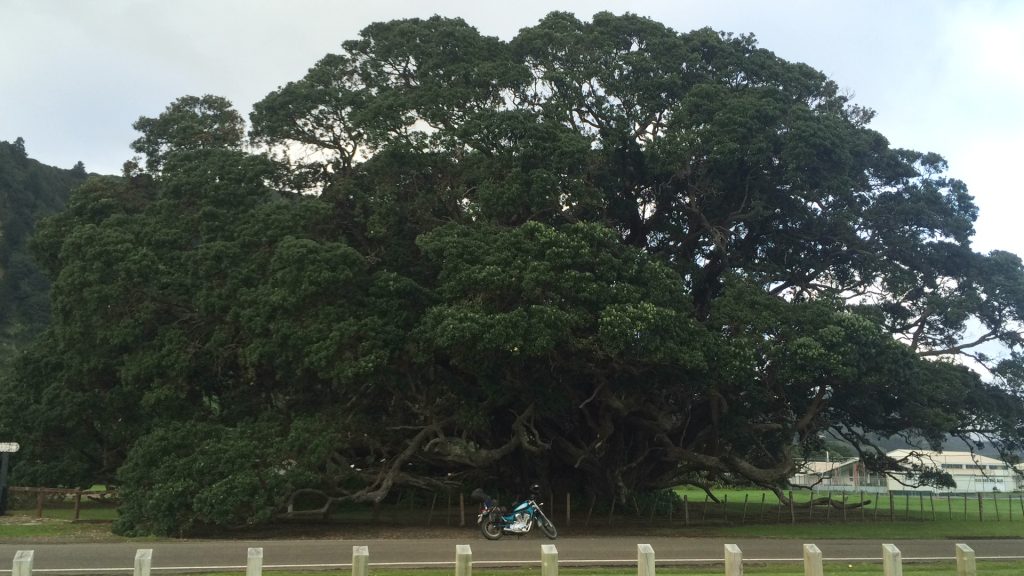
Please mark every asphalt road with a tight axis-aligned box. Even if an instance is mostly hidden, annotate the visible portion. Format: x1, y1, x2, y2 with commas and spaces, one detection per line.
2, 536, 1023, 573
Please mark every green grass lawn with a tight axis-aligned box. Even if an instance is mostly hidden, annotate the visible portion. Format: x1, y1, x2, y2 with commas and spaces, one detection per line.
2, 487, 1022, 542
669, 487, 1024, 527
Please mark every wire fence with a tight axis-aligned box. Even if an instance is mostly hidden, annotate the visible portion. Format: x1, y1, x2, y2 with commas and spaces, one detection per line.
6, 485, 1024, 527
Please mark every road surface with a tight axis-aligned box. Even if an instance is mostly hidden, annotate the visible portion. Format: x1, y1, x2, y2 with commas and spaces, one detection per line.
2, 536, 1023, 573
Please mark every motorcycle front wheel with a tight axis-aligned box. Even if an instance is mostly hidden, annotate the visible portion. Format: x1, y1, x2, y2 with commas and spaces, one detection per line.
480, 517, 504, 540
538, 517, 558, 539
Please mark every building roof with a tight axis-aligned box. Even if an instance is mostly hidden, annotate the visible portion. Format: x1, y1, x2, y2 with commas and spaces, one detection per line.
797, 457, 859, 474
886, 449, 1008, 467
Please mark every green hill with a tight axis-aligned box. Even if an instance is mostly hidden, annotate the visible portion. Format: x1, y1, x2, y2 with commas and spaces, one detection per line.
0, 138, 89, 368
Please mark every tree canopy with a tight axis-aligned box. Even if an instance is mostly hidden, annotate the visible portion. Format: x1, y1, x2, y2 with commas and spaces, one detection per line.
3, 12, 1023, 535
0, 139, 87, 371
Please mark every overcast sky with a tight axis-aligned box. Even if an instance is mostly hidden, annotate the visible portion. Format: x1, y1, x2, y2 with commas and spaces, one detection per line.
4, 0, 1022, 257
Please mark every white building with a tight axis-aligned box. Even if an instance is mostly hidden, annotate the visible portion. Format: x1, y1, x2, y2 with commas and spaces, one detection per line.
791, 457, 887, 492
885, 449, 1017, 493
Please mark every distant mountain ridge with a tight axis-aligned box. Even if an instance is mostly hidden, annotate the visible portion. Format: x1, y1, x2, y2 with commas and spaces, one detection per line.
0, 138, 89, 368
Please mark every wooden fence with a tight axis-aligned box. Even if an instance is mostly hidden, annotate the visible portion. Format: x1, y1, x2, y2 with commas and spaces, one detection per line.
8, 485, 1024, 527
7, 487, 115, 521
7, 542, 989, 576
378, 489, 1023, 527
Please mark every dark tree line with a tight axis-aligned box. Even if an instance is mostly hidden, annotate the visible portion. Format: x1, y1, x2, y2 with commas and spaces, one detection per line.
0, 138, 87, 370
1, 13, 1022, 535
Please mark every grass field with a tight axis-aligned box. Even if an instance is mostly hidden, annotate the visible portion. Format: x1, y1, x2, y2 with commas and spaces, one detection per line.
3, 487, 1023, 542
670, 487, 1024, 524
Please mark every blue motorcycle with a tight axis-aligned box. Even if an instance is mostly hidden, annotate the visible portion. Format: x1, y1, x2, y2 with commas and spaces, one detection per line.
472, 485, 558, 540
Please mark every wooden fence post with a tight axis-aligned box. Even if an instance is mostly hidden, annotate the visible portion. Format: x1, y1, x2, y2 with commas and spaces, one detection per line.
34, 491, 43, 519
741, 494, 748, 524
889, 493, 895, 522
455, 545, 472, 576
134, 549, 152, 576
586, 493, 596, 527
882, 543, 902, 576
803, 543, 823, 576
992, 492, 999, 522
724, 544, 742, 576
955, 543, 976, 576
722, 494, 728, 523
352, 546, 368, 576
542, 544, 558, 576
683, 494, 689, 526
12, 551, 33, 576
637, 544, 655, 576
73, 489, 82, 521
759, 493, 765, 521
977, 493, 983, 522
964, 493, 968, 521
459, 493, 466, 527
565, 493, 571, 526
929, 493, 934, 521
825, 491, 832, 521
789, 491, 795, 524
246, 548, 263, 576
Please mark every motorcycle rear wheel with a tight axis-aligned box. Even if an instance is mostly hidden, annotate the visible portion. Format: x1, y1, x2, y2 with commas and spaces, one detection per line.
538, 517, 558, 539
480, 518, 504, 540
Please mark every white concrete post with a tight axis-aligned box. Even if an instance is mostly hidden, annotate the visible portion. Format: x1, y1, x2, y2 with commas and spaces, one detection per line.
246, 547, 263, 576
455, 545, 472, 576
955, 543, 976, 576
541, 544, 558, 576
134, 549, 152, 576
637, 544, 655, 576
802, 544, 823, 576
724, 544, 743, 576
12, 550, 33, 576
882, 544, 902, 576
352, 546, 369, 576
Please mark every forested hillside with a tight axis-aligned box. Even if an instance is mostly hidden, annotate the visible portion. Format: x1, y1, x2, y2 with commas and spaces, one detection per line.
0, 138, 88, 369
1, 13, 1022, 536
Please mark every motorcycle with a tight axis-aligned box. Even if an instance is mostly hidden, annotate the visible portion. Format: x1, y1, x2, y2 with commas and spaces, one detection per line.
471, 485, 558, 540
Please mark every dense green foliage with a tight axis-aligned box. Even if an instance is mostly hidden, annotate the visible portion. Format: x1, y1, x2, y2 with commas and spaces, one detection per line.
3, 13, 1023, 535
0, 138, 86, 369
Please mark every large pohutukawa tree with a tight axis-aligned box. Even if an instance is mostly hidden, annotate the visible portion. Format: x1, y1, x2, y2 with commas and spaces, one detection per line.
249, 11, 1024, 492
8, 12, 1023, 534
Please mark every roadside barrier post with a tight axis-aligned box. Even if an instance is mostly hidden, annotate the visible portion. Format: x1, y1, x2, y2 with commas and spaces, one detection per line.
724, 544, 742, 576
541, 544, 558, 576
803, 544, 823, 576
882, 544, 902, 576
455, 545, 472, 576
247, 547, 263, 576
12, 551, 33, 576
134, 549, 152, 576
352, 546, 368, 576
637, 544, 655, 576
955, 543, 976, 576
